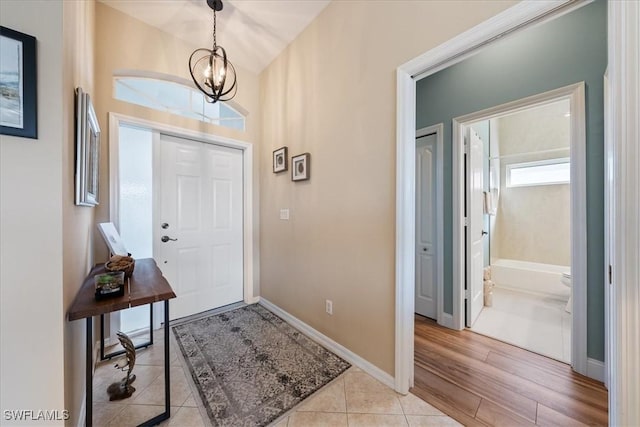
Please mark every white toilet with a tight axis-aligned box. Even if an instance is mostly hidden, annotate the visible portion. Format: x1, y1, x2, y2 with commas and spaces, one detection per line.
561, 272, 572, 313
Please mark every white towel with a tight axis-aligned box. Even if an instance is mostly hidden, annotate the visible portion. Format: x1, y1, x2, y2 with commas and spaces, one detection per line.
483, 191, 498, 215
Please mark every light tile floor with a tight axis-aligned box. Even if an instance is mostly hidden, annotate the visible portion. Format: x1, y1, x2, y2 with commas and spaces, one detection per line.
470, 287, 571, 363
93, 329, 460, 427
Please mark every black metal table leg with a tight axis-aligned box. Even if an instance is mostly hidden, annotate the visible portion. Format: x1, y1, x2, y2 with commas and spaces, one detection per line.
164, 300, 170, 414
137, 301, 170, 426
86, 316, 93, 427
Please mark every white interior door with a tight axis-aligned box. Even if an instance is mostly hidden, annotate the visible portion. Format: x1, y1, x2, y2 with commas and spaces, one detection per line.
466, 128, 485, 327
415, 134, 438, 319
154, 134, 243, 320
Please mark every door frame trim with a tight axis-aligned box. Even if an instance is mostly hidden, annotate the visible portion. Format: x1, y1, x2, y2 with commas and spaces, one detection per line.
108, 112, 257, 307
607, 1, 640, 423
452, 82, 587, 373
394, 0, 588, 394
415, 124, 447, 329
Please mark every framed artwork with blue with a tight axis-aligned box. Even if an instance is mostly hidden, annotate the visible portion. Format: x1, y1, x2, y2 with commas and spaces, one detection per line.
0, 26, 37, 139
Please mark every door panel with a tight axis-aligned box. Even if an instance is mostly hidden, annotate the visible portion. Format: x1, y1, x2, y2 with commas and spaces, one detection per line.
177, 247, 200, 293
415, 134, 438, 319
418, 254, 435, 298
466, 128, 485, 327
211, 244, 231, 287
204, 145, 243, 311
155, 134, 243, 320
212, 180, 232, 229
177, 176, 200, 230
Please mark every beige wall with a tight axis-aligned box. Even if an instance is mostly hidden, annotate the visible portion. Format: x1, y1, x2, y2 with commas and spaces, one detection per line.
259, 0, 516, 375
0, 1, 66, 423
62, 1, 96, 425
94, 3, 262, 293
492, 100, 571, 266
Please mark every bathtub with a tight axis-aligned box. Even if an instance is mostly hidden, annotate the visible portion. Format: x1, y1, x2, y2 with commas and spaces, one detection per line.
490, 258, 570, 299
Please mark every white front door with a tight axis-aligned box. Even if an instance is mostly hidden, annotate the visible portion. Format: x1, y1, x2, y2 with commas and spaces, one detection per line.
466, 128, 485, 327
154, 134, 244, 320
415, 133, 438, 319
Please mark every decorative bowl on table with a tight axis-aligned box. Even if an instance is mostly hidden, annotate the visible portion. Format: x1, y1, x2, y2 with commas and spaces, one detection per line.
105, 255, 135, 278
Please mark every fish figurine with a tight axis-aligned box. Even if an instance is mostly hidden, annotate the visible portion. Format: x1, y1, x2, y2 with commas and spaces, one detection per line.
106, 331, 137, 400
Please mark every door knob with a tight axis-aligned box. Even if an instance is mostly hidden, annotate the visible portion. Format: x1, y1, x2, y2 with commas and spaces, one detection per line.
161, 223, 169, 229
482, 230, 488, 236
161, 235, 178, 243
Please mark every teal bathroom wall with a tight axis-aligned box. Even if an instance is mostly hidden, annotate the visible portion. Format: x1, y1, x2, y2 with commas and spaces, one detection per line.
415, 0, 607, 361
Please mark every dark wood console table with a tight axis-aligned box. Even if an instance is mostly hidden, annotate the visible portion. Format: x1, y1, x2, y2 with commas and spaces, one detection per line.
68, 258, 176, 427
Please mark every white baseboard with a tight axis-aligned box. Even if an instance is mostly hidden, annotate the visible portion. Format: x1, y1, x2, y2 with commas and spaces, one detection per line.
587, 358, 605, 383
258, 298, 396, 390
437, 313, 454, 329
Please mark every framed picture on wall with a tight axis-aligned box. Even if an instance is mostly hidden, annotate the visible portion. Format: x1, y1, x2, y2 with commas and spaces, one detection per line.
273, 146, 288, 173
0, 26, 37, 139
75, 87, 101, 206
291, 153, 310, 181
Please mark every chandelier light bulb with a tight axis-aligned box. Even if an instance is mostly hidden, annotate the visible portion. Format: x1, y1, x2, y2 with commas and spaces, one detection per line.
214, 62, 225, 87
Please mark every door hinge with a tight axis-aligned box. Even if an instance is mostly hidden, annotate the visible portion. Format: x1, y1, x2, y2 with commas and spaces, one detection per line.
465, 289, 470, 299
608, 265, 612, 285
463, 217, 468, 227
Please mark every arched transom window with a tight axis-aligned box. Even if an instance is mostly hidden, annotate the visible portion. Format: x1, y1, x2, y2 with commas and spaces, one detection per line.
114, 71, 246, 131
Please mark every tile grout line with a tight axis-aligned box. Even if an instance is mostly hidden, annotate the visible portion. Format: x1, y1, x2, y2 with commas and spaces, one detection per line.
344, 373, 350, 427
399, 394, 408, 426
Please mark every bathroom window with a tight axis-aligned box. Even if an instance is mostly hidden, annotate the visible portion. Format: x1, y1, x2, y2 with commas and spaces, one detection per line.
114, 75, 245, 131
506, 158, 570, 187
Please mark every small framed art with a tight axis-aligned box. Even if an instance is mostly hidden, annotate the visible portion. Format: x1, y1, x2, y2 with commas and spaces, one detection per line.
273, 146, 288, 173
0, 26, 37, 139
291, 153, 310, 181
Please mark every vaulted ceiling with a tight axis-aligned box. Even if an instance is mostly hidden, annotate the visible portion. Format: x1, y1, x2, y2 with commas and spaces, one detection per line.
99, 0, 331, 74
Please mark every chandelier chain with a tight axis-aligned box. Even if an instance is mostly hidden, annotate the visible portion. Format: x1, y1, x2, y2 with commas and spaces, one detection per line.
190, 0, 237, 103
212, 8, 217, 49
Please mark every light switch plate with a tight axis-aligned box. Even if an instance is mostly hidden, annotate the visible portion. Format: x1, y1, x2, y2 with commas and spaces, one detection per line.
280, 209, 290, 220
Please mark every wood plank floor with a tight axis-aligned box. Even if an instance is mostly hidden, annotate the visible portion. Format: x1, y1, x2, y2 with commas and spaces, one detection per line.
412, 315, 608, 426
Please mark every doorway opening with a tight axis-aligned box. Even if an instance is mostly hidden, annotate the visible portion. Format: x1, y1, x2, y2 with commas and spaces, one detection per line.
461, 97, 575, 364
452, 83, 586, 369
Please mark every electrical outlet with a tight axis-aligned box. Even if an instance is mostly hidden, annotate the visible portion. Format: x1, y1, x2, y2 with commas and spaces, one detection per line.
280, 209, 289, 220
325, 299, 333, 315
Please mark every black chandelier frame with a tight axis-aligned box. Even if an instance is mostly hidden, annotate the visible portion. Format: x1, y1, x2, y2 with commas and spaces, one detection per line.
189, 0, 238, 104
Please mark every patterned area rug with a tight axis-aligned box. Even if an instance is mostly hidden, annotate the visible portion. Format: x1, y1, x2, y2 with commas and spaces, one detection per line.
172, 304, 351, 426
